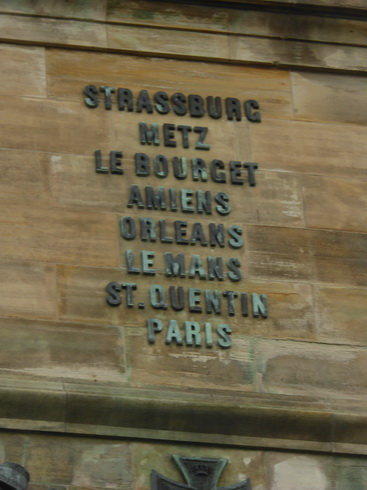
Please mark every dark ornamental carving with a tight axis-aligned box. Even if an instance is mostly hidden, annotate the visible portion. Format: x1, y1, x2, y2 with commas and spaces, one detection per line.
0, 462, 29, 490
152, 455, 251, 490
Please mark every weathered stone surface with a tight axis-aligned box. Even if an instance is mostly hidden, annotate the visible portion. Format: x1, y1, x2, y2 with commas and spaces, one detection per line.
0, 205, 118, 267
107, 1, 229, 31
126, 327, 255, 391
0, 44, 46, 97
107, 24, 228, 60
228, 170, 304, 227
228, 0, 367, 9
0, 0, 107, 20
251, 120, 367, 178
0, 149, 50, 205
0, 96, 111, 155
58, 266, 123, 325
316, 287, 367, 345
247, 225, 367, 286
256, 338, 367, 397
229, 35, 367, 72
0, 0, 365, 473
0, 14, 107, 48
292, 71, 367, 124
328, 454, 367, 489
0, 260, 56, 318
0, 382, 65, 431
0, 433, 26, 467
49, 154, 127, 212
302, 175, 367, 232
2, 430, 367, 489
265, 452, 332, 490
0, 317, 125, 383
25, 434, 132, 488
230, 10, 367, 46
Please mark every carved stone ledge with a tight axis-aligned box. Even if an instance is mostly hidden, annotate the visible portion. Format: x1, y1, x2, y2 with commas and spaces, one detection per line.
0, 380, 367, 456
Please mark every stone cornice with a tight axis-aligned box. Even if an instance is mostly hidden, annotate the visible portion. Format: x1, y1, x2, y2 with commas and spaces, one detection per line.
1, 379, 366, 455
0, 8, 365, 73
183, 0, 367, 14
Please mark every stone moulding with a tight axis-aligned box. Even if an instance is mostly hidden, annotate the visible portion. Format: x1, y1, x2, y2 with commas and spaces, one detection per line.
203, 0, 367, 13
0, 380, 366, 455
0, 3, 366, 73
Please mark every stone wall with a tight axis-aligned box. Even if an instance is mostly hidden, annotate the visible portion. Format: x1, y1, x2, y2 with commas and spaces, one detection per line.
0, 1, 366, 488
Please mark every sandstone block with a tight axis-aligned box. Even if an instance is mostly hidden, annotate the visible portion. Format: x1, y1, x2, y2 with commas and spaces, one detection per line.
292, 71, 367, 125
0, 96, 111, 155
0, 260, 56, 318
251, 120, 367, 178
302, 175, 367, 232
0, 44, 46, 97
0, 205, 118, 267
0, 317, 125, 384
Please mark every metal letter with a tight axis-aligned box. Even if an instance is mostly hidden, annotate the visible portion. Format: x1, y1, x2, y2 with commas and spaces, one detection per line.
141, 217, 157, 242
120, 216, 136, 240
150, 285, 167, 310
135, 153, 151, 176
204, 290, 221, 315
166, 320, 183, 345
165, 253, 186, 278
95, 149, 109, 174
142, 250, 156, 275
244, 163, 258, 187
169, 286, 185, 311
146, 186, 166, 210
105, 282, 122, 307
100, 86, 115, 110
110, 151, 123, 175
147, 318, 163, 345
245, 99, 261, 123
188, 288, 202, 313
180, 189, 195, 213
189, 255, 207, 280
121, 282, 137, 308
163, 123, 177, 148
154, 154, 169, 178
217, 325, 232, 349
252, 293, 268, 318
125, 250, 140, 274
127, 185, 145, 209
173, 156, 188, 179
207, 256, 224, 281
207, 96, 222, 119
222, 290, 238, 316
185, 321, 202, 346
139, 122, 160, 146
